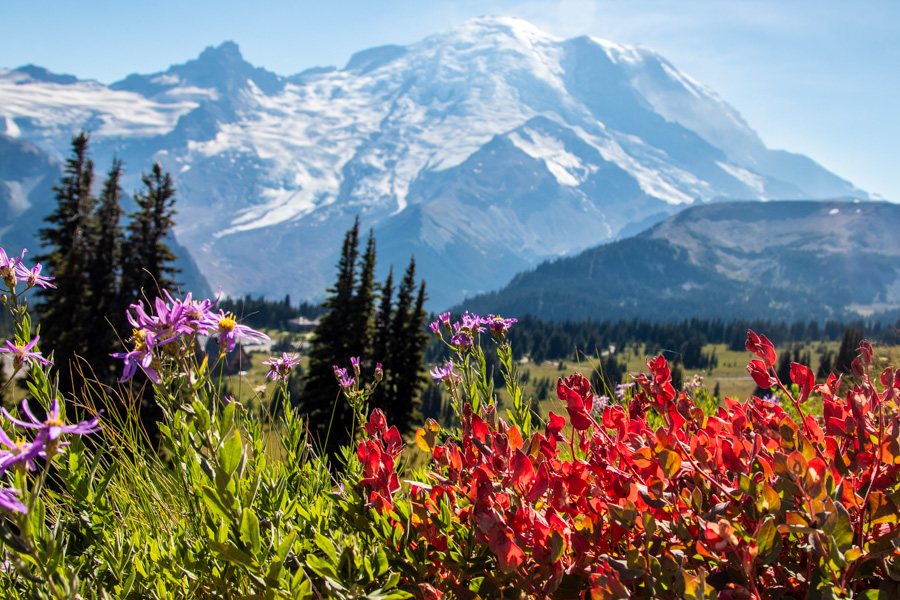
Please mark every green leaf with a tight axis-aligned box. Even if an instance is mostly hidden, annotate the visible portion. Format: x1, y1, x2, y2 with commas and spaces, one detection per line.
828, 502, 855, 551
305, 554, 338, 580
738, 473, 757, 498
200, 485, 233, 520
374, 547, 389, 577
658, 449, 682, 479
220, 430, 244, 476
314, 533, 337, 564
210, 540, 256, 568
240, 510, 261, 557
757, 516, 782, 565
275, 532, 296, 563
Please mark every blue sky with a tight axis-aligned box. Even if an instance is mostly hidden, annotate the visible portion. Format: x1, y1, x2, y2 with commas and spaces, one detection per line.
2, 0, 897, 201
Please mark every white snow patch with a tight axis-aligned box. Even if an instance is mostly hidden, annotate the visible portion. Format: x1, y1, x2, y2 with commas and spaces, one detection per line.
151, 74, 180, 86
508, 128, 589, 186
716, 161, 765, 196
829, 208, 840, 215
4, 180, 30, 214
0, 78, 197, 144
590, 37, 642, 65
4, 116, 20, 137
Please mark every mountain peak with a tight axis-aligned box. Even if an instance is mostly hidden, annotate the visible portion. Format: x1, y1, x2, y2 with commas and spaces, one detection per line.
11, 64, 79, 85
436, 15, 561, 48
196, 41, 245, 66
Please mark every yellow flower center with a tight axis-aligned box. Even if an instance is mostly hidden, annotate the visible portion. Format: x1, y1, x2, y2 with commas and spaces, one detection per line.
218, 314, 236, 333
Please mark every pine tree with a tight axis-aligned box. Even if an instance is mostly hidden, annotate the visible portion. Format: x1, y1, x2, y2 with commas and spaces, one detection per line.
122, 163, 180, 302
834, 327, 864, 377
347, 231, 376, 362
297, 219, 361, 457
369, 267, 394, 412
36, 132, 97, 393
383, 259, 428, 433
85, 158, 125, 384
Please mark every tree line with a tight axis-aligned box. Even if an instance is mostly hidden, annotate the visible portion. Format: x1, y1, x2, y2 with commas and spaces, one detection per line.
295, 218, 430, 458
35, 132, 180, 395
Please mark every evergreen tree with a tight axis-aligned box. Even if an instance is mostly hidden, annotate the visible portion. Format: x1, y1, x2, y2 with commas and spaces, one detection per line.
297, 219, 361, 457
383, 260, 428, 433
817, 350, 834, 381
36, 132, 97, 393
834, 327, 864, 377
122, 163, 180, 301
371, 267, 394, 369
347, 232, 377, 362
85, 159, 126, 384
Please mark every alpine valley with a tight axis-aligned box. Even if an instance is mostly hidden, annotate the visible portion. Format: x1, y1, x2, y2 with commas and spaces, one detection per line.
0, 17, 875, 315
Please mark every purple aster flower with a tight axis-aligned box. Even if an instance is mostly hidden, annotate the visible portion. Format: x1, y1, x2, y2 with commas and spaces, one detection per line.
429, 361, 458, 385
262, 352, 301, 382
163, 290, 218, 334
1, 398, 101, 444
0, 426, 47, 472
14, 262, 55, 290
374, 362, 383, 382
0, 247, 25, 289
332, 365, 354, 389
450, 332, 473, 350
486, 314, 517, 340
459, 312, 486, 332
212, 310, 270, 353
0, 488, 26, 514
111, 331, 158, 383
351, 356, 361, 375
0, 335, 52, 370
429, 320, 441, 335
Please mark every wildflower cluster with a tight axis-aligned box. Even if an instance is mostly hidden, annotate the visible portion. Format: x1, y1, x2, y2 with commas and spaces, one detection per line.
0, 399, 100, 513
0, 248, 55, 293
262, 352, 302, 382
113, 291, 269, 383
345, 326, 900, 598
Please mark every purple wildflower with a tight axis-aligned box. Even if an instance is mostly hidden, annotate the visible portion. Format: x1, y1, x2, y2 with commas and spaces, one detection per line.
1, 398, 101, 444
0, 426, 50, 472
460, 312, 486, 332
0, 335, 52, 370
486, 314, 517, 340
0, 248, 25, 289
351, 356, 361, 375
14, 262, 55, 290
111, 332, 158, 383
374, 362, 383, 382
429, 320, 441, 335
262, 352, 301, 382
333, 365, 355, 389
212, 310, 270, 353
429, 361, 458, 385
450, 332, 473, 350
0, 488, 26, 514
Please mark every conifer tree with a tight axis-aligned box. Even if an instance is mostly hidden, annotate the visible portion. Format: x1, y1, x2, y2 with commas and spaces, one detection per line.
370, 267, 394, 389
297, 218, 361, 457
86, 158, 125, 383
347, 231, 376, 362
834, 327, 864, 377
382, 259, 428, 433
36, 132, 97, 392
122, 163, 180, 301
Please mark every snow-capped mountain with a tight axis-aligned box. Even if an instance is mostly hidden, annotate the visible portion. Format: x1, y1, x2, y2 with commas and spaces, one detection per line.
0, 17, 868, 307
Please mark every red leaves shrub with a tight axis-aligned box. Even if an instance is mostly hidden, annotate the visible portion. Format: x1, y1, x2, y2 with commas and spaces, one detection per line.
353, 331, 900, 599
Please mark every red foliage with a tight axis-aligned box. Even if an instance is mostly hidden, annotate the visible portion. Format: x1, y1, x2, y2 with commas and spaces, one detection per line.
356, 333, 900, 599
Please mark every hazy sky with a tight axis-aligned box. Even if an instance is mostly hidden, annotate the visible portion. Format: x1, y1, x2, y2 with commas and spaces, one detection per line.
2, 0, 897, 201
